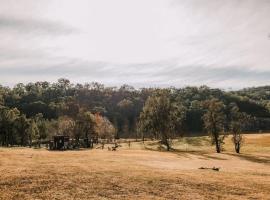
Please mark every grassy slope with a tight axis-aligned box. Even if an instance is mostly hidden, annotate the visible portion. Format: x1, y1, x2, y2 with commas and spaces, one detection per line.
0, 134, 269, 200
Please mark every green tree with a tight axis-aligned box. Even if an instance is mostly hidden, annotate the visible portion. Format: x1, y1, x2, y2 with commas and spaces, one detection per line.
75, 111, 96, 148
266, 102, 270, 112
202, 99, 226, 153
0, 107, 20, 146
35, 113, 50, 143
27, 118, 39, 147
15, 114, 30, 146
138, 90, 186, 151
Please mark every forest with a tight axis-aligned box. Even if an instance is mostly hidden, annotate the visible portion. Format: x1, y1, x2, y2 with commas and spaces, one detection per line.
0, 78, 270, 151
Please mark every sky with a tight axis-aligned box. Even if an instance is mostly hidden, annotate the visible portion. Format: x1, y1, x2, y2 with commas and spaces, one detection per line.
0, 0, 269, 89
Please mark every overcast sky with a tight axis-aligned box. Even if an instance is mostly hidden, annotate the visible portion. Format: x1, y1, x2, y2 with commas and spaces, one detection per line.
0, 0, 269, 89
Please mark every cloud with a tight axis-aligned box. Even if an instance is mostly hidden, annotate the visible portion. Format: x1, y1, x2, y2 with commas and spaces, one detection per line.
0, 0, 269, 89
0, 15, 76, 35
0, 57, 269, 89
152, 65, 270, 89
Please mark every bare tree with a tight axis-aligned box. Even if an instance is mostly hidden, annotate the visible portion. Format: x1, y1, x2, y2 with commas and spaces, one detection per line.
228, 103, 250, 153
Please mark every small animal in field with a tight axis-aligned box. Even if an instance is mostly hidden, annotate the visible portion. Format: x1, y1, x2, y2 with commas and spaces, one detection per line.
199, 167, 220, 171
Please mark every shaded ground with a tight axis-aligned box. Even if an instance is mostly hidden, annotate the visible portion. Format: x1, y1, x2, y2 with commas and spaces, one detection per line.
0, 134, 269, 200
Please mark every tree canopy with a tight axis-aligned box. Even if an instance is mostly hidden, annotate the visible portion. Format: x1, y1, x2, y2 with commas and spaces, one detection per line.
0, 79, 270, 147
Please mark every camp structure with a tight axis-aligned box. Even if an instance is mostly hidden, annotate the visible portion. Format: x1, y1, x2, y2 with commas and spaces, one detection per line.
49, 135, 70, 150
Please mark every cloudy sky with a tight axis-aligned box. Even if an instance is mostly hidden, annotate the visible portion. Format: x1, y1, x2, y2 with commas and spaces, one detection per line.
0, 0, 269, 89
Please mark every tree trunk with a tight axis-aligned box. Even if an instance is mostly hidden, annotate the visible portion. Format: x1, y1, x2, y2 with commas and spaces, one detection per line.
29, 135, 32, 148
235, 142, 240, 153
20, 136, 24, 146
162, 135, 170, 151
213, 132, 221, 153
165, 139, 170, 151
215, 141, 220, 153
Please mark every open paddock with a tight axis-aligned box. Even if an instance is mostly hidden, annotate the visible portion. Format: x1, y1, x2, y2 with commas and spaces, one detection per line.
0, 134, 269, 200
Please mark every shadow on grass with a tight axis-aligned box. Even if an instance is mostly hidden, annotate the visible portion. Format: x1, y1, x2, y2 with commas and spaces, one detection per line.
143, 146, 193, 159
144, 137, 211, 149
201, 154, 228, 160
47, 148, 93, 152
182, 137, 211, 146
143, 140, 270, 164
146, 141, 161, 147
171, 149, 228, 160
144, 145, 168, 152
144, 145, 229, 160
225, 153, 270, 165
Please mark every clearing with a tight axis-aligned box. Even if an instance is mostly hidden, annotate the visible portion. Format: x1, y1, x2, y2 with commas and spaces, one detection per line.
0, 134, 270, 200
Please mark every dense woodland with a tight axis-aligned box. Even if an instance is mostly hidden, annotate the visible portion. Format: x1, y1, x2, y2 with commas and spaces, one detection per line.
0, 78, 270, 151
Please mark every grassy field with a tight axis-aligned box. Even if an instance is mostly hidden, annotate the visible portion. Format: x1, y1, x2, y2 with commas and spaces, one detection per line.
0, 134, 269, 200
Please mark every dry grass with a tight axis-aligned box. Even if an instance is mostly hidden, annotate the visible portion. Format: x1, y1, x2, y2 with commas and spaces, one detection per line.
0, 134, 270, 200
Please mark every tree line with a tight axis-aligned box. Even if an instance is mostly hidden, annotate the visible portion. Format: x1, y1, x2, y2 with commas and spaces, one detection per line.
138, 89, 251, 153
0, 79, 269, 152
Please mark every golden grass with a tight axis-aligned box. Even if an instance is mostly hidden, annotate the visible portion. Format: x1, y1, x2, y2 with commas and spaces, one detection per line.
0, 134, 270, 200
